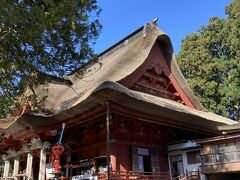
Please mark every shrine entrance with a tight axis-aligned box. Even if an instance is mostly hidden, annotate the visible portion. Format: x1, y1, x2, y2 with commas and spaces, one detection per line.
170, 154, 184, 177
143, 155, 152, 172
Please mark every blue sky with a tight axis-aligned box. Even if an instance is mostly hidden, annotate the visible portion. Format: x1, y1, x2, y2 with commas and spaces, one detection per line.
94, 0, 232, 54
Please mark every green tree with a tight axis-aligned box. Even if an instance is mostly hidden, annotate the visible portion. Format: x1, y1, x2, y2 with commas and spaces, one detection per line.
0, 0, 102, 117
178, 0, 240, 120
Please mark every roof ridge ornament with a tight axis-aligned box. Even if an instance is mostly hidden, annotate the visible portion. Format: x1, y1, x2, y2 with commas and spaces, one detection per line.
152, 17, 158, 25
143, 17, 158, 38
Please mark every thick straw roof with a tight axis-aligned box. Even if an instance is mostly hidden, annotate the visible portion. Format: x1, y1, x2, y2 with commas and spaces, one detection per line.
0, 23, 236, 134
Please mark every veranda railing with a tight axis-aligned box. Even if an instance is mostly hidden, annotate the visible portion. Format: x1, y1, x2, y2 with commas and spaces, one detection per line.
98, 171, 170, 180
200, 150, 240, 166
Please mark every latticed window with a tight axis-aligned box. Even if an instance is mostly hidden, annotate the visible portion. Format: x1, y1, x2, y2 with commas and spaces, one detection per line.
210, 142, 240, 163
212, 142, 240, 153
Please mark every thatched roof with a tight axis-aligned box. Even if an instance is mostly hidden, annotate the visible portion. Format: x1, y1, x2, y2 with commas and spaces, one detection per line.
0, 22, 236, 134
217, 123, 240, 133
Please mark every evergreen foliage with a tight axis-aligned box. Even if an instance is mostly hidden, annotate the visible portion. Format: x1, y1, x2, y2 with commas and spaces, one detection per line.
0, 0, 102, 118
178, 0, 240, 120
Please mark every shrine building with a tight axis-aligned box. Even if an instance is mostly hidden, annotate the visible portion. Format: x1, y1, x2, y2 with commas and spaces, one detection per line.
0, 21, 236, 180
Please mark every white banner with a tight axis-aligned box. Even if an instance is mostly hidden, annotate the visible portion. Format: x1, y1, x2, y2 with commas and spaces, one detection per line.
72, 174, 97, 180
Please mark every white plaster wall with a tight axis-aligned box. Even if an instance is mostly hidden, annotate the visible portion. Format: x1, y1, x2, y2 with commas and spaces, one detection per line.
200, 174, 208, 180
168, 149, 200, 175
168, 149, 208, 180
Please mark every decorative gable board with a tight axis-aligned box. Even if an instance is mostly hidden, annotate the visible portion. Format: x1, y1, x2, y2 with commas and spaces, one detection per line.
131, 68, 185, 104
119, 42, 196, 109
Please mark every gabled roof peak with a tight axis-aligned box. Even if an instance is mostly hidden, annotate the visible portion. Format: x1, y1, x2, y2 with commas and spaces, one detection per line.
98, 19, 162, 60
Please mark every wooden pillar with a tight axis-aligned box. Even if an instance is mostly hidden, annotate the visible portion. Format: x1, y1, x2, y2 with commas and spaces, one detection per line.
38, 148, 47, 180
110, 141, 117, 172
105, 101, 111, 180
3, 159, 10, 178
110, 155, 116, 172
65, 155, 71, 178
26, 152, 33, 179
13, 156, 20, 179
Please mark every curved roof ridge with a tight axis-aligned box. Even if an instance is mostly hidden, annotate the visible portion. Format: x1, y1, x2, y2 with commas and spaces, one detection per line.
0, 22, 234, 132
169, 51, 206, 111
28, 24, 227, 114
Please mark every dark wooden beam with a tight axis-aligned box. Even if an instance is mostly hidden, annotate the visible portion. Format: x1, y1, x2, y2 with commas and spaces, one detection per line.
105, 101, 111, 180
